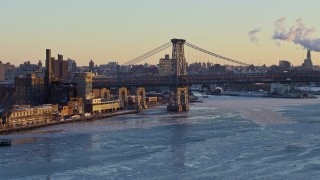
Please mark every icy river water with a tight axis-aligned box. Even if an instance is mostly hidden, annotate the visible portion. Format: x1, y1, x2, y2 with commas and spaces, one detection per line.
1, 95, 320, 179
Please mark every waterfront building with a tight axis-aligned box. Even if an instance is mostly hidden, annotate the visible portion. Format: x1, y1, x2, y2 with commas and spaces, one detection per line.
4, 104, 58, 127
85, 99, 120, 114
60, 98, 83, 117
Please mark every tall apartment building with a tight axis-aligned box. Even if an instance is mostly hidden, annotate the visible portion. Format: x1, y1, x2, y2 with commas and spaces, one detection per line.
159, 54, 173, 76
0, 61, 14, 81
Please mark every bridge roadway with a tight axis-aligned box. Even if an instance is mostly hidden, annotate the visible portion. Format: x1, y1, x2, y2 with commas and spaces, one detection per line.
93, 71, 320, 88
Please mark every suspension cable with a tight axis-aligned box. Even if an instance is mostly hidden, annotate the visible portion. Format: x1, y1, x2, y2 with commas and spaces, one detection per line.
122, 42, 172, 66
185, 42, 250, 66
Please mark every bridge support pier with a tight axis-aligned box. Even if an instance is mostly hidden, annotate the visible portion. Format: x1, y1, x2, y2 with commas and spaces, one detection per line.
118, 87, 128, 108
134, 87, 148, 111
167, 86, 189, 112
100, 88, 111, 100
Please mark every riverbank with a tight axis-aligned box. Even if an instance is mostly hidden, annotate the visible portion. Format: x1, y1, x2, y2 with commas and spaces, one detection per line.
208, 92, 318, 99
0, 110, 140, 135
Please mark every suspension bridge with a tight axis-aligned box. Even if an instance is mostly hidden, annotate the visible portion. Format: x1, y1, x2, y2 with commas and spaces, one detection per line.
93, 39, 320, 112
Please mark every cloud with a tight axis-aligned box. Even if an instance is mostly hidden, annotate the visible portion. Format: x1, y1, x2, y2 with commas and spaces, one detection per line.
272, 17, 320, 52
248, 28, 261, 43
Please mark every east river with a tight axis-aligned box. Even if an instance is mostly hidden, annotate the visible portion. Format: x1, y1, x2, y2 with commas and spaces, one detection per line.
1, 95, 320, 179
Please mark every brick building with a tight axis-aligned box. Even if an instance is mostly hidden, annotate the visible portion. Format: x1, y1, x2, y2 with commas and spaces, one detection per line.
51, 54, 69, 80
14, 73, 45, 105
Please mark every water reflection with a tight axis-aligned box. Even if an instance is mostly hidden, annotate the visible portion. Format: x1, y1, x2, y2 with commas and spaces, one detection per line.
170, 124, 188, 171
12, 138, 41, 145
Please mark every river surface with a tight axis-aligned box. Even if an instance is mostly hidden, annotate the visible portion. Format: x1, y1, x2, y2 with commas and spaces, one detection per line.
1, 95, 320, 179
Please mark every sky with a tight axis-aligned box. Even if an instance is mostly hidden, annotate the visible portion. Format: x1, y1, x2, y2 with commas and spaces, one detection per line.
0, 0, 320, 66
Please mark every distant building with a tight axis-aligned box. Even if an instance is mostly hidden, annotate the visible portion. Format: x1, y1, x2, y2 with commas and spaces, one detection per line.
38, 60, 43, 69
159, 54, 173, 76
5, 61, 41, 81
209, 64, 226, 73
302, 50, 313, 70
106, 62, 119, 70
279, 60, 291, 70
89, 60, 94, 72
0, 61, 14, 81
67, 58, 78, 72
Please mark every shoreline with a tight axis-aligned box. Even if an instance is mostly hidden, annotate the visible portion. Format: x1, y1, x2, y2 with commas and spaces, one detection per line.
0, 110, 140, 135
206, 93, 318, 99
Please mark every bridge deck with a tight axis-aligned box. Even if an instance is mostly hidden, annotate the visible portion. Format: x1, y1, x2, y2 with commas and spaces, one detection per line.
93, 72, 320, 88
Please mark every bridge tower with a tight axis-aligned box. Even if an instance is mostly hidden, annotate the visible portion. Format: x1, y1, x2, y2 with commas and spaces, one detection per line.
118, 87, 128, 109
101, 88, 111, 100
167, 39, 190, 112
134, 87, 148, 111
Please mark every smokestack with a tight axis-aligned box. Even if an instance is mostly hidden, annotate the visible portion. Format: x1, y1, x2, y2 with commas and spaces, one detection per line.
58, 54, 63, 78
307, 50, 311, 60
45, 49, 52, 103
46, 49, 52, 72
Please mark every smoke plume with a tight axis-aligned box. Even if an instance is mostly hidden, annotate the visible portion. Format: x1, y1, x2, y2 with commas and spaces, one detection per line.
273, 17, 320, 51
248, 28, 261, 43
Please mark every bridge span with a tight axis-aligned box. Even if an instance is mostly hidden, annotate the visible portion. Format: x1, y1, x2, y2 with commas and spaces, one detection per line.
93, 72, 320, 88
92, 38, 319, 112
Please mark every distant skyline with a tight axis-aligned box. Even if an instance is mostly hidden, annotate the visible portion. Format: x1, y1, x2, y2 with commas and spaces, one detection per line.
1, 0, 320, 66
